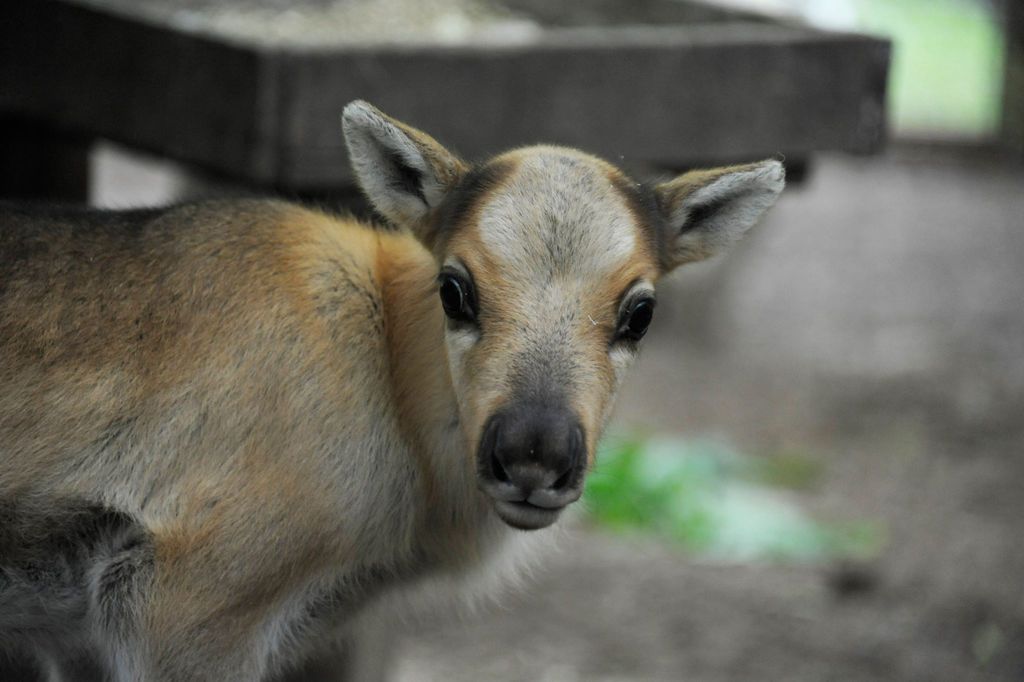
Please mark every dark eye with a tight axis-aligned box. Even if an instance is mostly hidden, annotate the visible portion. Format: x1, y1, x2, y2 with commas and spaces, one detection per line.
438, 272, 476, 323
616, 297, 655, 343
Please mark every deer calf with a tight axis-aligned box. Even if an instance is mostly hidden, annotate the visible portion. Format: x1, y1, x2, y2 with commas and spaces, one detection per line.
0, 101, 784, 680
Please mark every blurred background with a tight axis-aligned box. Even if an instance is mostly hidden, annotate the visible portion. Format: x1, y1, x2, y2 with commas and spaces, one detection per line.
2, 0, 1022, 680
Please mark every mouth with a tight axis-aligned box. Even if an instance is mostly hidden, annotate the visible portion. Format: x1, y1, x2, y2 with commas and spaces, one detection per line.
491, 499, 565, 531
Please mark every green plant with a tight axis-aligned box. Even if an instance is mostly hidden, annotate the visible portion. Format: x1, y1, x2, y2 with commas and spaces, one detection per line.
585, 434, 884, 562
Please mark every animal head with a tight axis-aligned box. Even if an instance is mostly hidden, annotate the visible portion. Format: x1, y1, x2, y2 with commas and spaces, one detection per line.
342, 101, 784, 531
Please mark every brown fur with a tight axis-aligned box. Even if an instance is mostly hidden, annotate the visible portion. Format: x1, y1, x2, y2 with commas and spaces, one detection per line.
1, 103, 782, 680
0, 201, 435, 679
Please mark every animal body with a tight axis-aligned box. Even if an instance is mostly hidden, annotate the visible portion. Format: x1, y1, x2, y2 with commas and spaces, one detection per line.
0, 101, 784, 680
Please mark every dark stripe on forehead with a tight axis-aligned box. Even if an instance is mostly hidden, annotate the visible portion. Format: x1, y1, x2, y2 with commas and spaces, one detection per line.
427, 157, 516, 252
606, 170, 670, 271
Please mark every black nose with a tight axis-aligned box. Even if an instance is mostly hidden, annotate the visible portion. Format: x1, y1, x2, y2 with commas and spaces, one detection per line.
477, 405, 586, 529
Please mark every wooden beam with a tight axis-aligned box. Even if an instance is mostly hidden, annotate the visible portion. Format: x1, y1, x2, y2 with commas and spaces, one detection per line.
0, 0, 890, 190
1003, 0, 1024, 155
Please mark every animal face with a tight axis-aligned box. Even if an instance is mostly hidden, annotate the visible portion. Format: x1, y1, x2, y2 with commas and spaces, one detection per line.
343, 101, 784, 530
434, 149, 660, 530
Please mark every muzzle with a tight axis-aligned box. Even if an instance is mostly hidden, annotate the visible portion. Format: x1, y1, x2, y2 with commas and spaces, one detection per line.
476, 403, 586, 530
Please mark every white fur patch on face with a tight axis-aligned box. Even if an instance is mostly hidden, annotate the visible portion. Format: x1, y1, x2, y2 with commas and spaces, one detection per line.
445, 326, 477, 375
608, 344, 636, 383
476, 149, 638, 276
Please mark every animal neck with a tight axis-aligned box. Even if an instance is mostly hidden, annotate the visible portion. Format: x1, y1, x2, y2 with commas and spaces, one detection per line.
375, 231, 494, 553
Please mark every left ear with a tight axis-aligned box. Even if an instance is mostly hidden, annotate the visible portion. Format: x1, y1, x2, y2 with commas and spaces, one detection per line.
342, 100, 468, 233
654, 160, 785, 271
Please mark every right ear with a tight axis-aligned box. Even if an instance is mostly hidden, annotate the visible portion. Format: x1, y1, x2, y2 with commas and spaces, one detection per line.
342, 101, 467, 233
653, 160, 785, 271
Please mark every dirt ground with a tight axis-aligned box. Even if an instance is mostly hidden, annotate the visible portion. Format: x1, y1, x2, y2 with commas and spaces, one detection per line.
380, 146, 1024, 681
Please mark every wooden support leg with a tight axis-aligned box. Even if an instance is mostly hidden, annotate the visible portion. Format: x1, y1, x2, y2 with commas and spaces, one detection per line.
1003, 0, 1024, 156
0, 116, 91, 202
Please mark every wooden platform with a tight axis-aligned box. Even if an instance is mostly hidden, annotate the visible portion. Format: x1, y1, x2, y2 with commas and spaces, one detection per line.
0, 0, 890, 194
